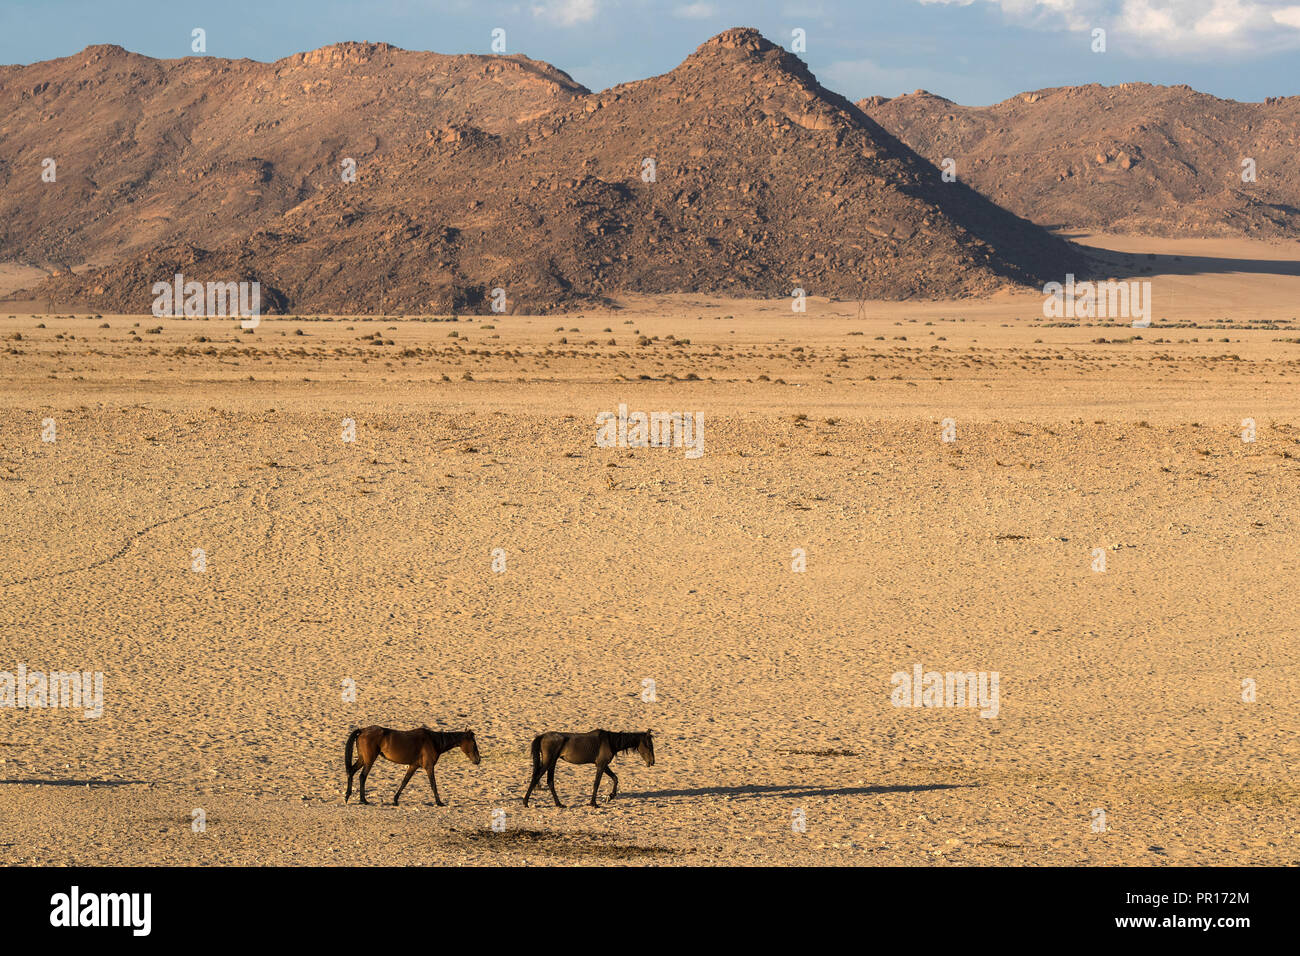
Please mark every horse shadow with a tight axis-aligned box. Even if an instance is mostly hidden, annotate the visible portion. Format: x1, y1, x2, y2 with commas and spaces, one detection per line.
623, 782, 974, 800
0, 778, 146, 787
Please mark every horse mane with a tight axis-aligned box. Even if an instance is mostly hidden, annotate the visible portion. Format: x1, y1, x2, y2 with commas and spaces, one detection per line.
425, 728, 468, 747
607, 731, 644, 753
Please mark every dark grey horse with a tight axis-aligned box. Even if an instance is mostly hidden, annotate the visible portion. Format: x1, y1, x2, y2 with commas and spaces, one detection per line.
522, 729, 655, 807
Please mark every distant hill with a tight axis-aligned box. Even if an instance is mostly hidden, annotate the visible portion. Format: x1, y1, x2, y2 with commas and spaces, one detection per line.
0, 41, 588, 268
7, 29, 1082, 313
860, 84, 1300, 238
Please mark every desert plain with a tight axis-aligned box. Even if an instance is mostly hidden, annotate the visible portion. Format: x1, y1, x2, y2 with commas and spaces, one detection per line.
1, 234, 1298, 866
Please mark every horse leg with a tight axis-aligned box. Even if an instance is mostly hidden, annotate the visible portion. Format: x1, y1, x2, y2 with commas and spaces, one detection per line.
358, 753, 375, 806
426, 752, 444, 806
392, 764, 418, 806
603, 765, 618, 800
589, 764, 605, 807
523, 761, 544, 807
547, 757, 564, 808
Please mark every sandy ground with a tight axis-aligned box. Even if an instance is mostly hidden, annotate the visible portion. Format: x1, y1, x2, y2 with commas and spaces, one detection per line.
0, 235, 1298, 865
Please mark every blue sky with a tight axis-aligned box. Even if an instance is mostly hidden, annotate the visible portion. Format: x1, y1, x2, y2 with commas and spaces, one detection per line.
1, 0, 1296, 106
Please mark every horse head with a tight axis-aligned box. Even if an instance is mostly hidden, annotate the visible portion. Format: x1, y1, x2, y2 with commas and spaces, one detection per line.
639, 730, 655, 767
461, 729, 481, 765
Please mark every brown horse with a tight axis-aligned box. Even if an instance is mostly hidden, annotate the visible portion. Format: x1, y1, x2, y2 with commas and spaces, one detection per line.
523, 729, 654, 807
344, 725, 480, 806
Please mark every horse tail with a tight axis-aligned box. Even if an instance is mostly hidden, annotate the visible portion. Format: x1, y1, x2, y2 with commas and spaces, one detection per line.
344, 727, 361, 782
530, 733, 544, 772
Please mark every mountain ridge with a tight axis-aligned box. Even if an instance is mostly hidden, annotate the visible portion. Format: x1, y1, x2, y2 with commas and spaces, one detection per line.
859, 82, 1300, 238
10, 28, 1082, 313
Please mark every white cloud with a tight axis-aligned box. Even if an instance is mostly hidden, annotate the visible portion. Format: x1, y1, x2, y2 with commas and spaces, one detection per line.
673, 2, 717, 18
531, 0, 600, 26
914, 0, 1300, 53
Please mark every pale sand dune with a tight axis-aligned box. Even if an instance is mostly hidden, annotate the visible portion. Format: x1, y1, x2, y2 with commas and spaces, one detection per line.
0, 236, 1297, 865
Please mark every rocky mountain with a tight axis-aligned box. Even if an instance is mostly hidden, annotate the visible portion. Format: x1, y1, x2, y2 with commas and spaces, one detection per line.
0, 40, 588, 267
9, 29, 1083, 313
860, 84, 1300, 238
